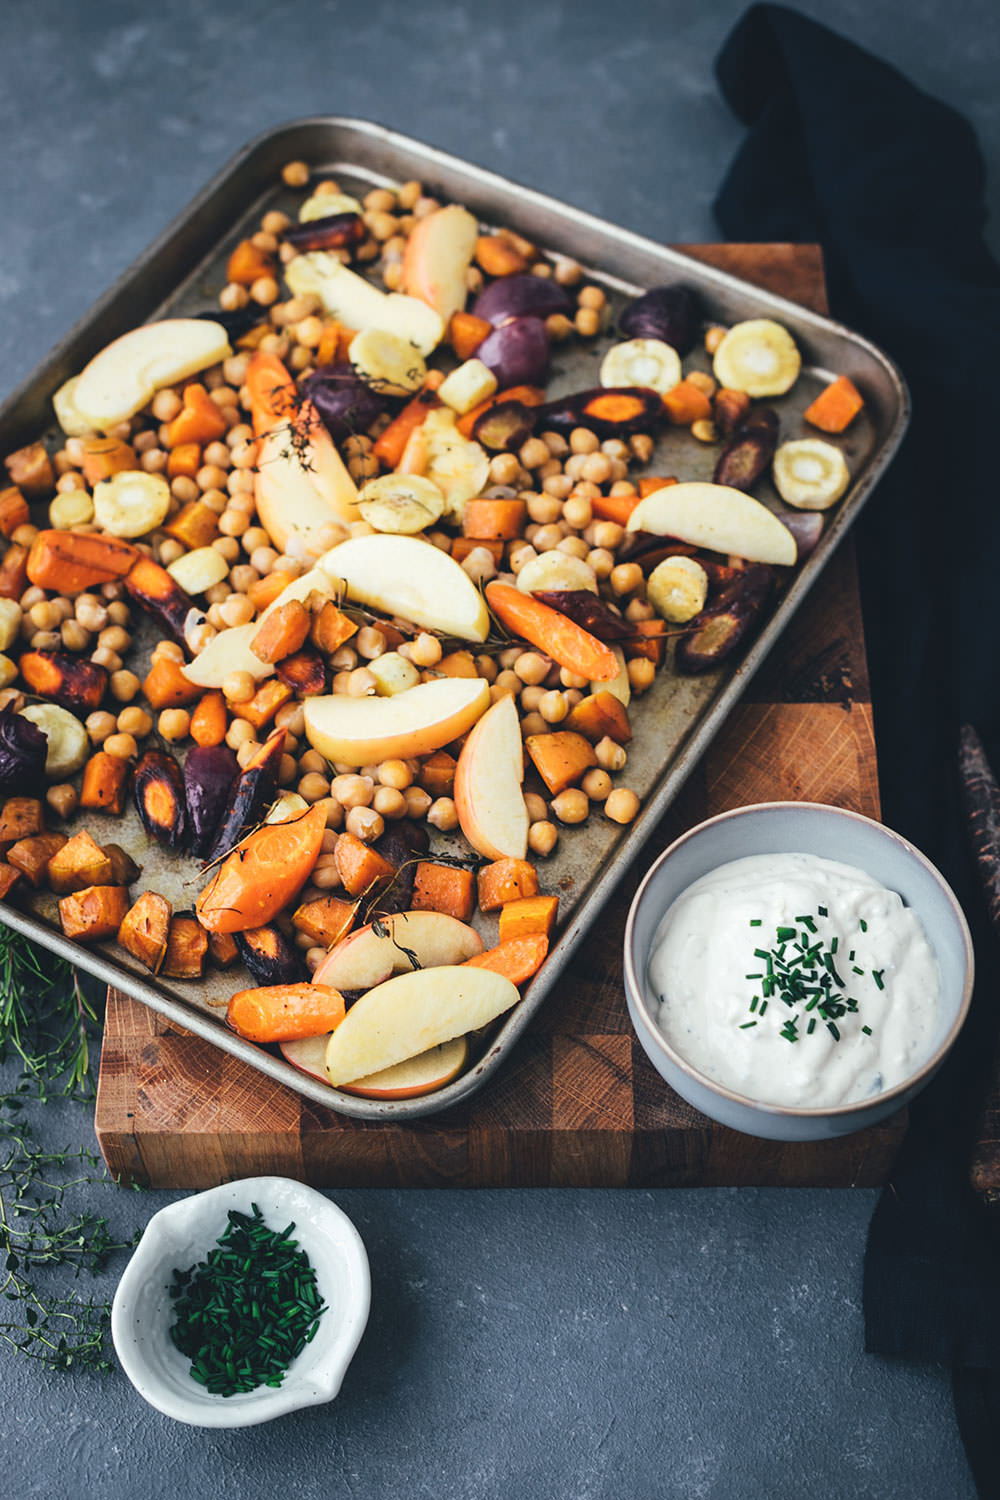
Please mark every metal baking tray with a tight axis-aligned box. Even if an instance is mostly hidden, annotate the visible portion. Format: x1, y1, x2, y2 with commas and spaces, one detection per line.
0, 117, 908, 1119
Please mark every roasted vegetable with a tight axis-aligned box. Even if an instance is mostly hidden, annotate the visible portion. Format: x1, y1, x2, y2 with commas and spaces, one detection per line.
356, 473, 445, 534
124, 555, 195, 648
477, 858, 540, 913
0, 797, 45, 848
675, 564, 774, 674
161, 913, 209, 978
411, 862, 476, 923
475, 317, 550, 390
207, 929, 241, 968
133, 749, 187, 849
26, 529, 140, 594
282, 211, 365, 254
619, 285, 700, 355
539, 386, 662, 438
18, 704, 89, 779
183, 744, 240, 859
498, 894, 559, 942
275, 648, 327, 698
531, 589, 632, 642
58, 884, 129, 943
0, 708, 47, 796
233, 923, 301, 986
47, 830, 113, 894
646, 556, 710, 623
777, 510, 824, 558
6, 832, 68, 888
0, 865, 23, 902
4, 441, 54, 499
524, 731, 598, 797
471, 273, 572, 327
803, 374, 864, 433
350, 327, 426, 397
196, 804, 326, 934
485, 582, 620, 682
80, 751, 132, 816
250, 599, 312, 664
0, 485, 28, 538
471, 398, 539, 452
93, 471, 172, 538
370, 818, 429, 915
310, 600, 358, 655
292, 895, 358, 948
117, 891, 172, 973
203, 726, 284, 862
463, 934, 548, 985
713, 387, 752, 436
713, 407, 779, 492
567, 691, 633, 745
143, 654, 203, 710
772, 439, 850, 510
227, 982, 346, 1044
334, 832, 397, 897
713, 319, 801, 398
101, 842, 141, 885
19, 652, 107, 714
600, 338, 682, 396
231, 679, 293, 731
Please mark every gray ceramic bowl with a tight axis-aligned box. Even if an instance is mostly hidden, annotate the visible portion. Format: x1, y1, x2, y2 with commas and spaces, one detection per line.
623, 802, 973, 1141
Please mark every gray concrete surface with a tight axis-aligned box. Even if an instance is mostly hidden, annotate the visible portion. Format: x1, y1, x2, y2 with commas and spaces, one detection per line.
1, 1, 998, 1496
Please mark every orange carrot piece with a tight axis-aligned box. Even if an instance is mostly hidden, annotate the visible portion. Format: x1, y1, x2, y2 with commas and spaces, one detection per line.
0, 486, 28, 539
161, 915, 209, 978
477, 858, 539, 913
0, 797, 44, 847
457, 385, 546, 438
190, 691, 228, 747
334, 833, 397, 897
47, 831, 113, 893
372, 388, 443, 469
79, 752, 131, 816
567, 691, 633, 745
626, 619, 668, 666
292, 895, 358, 947
662, 381, 713, 426
226, 238, 276, 286
245, 351, 298, 438
248, 569, 297, 614
80, 437, 136, 486
166, 442, 202, 480
196, 804, 326, 933
451, 537, 505, 565
0, 545, 28, 601
498, 895, 559, 942
26, 530, 140, 593
463, 934, 548, 984
524, 731, 597, 796
485, 581, 620, 683
315, 321, 344, 366
142, 655, 202, 710
165, 501, 220, 549
803, 374, 864, 433
411, 862, 476, 922
250, 599, 311, 664
227, 982, 346, 1044
166, 383, 229, 448
232, 678, 293, 730
310, 600, 358, 654
590, 492, 640, 526
449, 310, 493, 360
417, 750, 457, 797
637, 476, 678, 498
462, 498, 526, 540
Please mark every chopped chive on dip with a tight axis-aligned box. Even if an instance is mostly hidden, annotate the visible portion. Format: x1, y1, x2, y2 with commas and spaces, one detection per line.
737, 911, 881, 1045
168, 1204, 326, 1397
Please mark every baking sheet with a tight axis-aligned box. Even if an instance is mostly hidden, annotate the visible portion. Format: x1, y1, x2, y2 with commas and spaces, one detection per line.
0, 117, 908, 1119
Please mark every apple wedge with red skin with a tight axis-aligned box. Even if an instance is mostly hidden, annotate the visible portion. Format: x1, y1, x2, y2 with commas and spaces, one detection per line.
454, 693, 529, 860
401, 204, 479, 325
280, 1032, 468, 1100
311, 910, 484, 993
303, 675, 490, 766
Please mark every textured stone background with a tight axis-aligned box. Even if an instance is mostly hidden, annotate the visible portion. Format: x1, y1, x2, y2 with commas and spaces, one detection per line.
1, 1, 998, 1496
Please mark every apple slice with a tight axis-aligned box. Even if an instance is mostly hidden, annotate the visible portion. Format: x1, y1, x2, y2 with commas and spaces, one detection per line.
401, 204, 479, 325
281, 1032, 468, 1099
454, 694, 529, 861
625, 482, 797, 566
255, 412, 358, 558
324, 965, 520, 1086
181, 566, 337, 688
304, 675, 490, 765
319, 533, 490, 641
399, 407, 490, 523
72, 319, 232, 431
593, 645, 630, 707
285, 252, 444, 355
312, 910, 484, 991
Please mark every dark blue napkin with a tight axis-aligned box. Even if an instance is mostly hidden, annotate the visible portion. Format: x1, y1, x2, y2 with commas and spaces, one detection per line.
713, 8, 1000, 1496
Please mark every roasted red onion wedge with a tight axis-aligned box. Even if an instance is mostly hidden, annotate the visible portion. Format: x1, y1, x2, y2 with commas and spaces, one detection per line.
472, 273, 573, 327
476, 317, 550, 389
618, 285, 700, 355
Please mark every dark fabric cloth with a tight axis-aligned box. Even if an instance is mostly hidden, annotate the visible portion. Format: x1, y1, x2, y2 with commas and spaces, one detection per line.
713, 7, 1000, 1495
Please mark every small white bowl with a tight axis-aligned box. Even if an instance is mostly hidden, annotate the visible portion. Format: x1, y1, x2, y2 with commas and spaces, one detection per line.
624, 802, 974, 1141
112, 1176, 370, 1427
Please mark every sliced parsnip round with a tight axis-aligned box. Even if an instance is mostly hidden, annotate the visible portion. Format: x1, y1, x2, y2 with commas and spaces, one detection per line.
410, 408, 490, 522
19, 704, 89, 779
49, 489, 95, 529
93, 471, 171, 538
712, 319, 801, 397
626, 481, 797, 566
349, 328, 426, 397
647, 555, 709, 623
600, 337, 682, 395
515, 550, 599, 595
772, 439, 850, 510
357, 473, 445, 534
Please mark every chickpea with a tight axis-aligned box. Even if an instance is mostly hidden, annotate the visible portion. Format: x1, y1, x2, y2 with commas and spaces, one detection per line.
110, 669, 140, 703
580, 452, 612, 485
98, 624, 131, 655
578, 285, 606, 311
532, 523, 564, 553
151, 388, 182, 423
356, 625, 387, 660
605, 787, 640, 824
559, 669, 589, 691
537, 689, 569, 724
75, 594, 108, 632
197, 464, 229, 494
461, 546, 497, 584
562, 494, 593, 530
219, 282, 249, 312
331, 773, 374, 809
157, 708, 190, 741
542, 473, 573, 500
526, 492, 563, 526
249, 274, 280, 307
377, 759, 413, 790
409, 632, 442, 668
610, 562, 645, 597
250, 545, 279, 574
519, 685, 544, 714
298, 772, 331, 802
152, 639, 184, 664
219, 718, 250, 753
513, 651, 549, 686
475, 653, 499, 683
401, 786, 431, 821
229, 563, 259, 593
523, 791, 548, 823
298, 749, 327, 776
595, 736, 627, 772
426, 796, 458, 832
344, 802, 384, 839
569, 427, 600, 456
630, 432, 654, 464
551, 788, 589, 824
626, 657, 655, 694
581, 768, 613, 802
28, 600, 56, 633
516, 712, 545, 736
508, 543, 538, 575
222, 670, 257, 704
46, 783, 79, 820
373, 786, 407, 820
275, 702, 305, 738
60, 619, 90, 652
103, 732, 137, 760
218, 593, 254, 628
348, 667, 377, 697
330, 646, 358, 673
218, 508, 249, 539
518, 437, 550, 471
528, 820, 559, 856
311, 797, 342, 831
91, 645, 122, 673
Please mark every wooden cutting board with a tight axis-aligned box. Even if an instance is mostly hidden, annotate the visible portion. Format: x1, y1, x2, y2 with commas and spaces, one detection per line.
95, 243, 907, 1189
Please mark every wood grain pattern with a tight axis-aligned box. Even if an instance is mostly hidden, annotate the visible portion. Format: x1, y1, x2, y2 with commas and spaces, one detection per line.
95, 243, 909, 1190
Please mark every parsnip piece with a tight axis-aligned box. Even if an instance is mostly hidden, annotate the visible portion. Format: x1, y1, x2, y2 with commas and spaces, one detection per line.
349, 328, 426, 396
52, 377, 95, 437
19, 704, 89, 779
167, 546, 230, 595
647, 556, 709, 623
438, 359, 498, 415
772, 439, 850, 510
515, 551, 599, 596
92, 471, 171, 539
357, 474, 445, 534
600, 338, 682, 395
712, 319, 801, 398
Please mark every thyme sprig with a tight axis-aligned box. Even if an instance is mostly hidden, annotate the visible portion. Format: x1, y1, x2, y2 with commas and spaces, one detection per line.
0, 928, 99, 1102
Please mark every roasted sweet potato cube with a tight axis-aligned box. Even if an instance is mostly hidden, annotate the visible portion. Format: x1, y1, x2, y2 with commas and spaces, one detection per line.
310, 600, 358, 654
477, 858, 539, 913
101, 843, 141, 886
0, 863, 24, 901
0, 797, 45, 848
437, 649, 477, 678
166, 443, 202, 481
275, 648, 327, 697
0, 485, 29, 538
0, 544, 28, 600
6, 832, 68, 888
292, 895, 358, 947
5, 440, 54, 498
625, 619, 667, 666
80, 437, 136, 486
334, 832, 396, 897
160, 914, 209, 979
232, 678, 293, 730
142, 654, 202, 710
567, 691, 633, 745
498, 894, 559, 942
164, 501, 220, 550
59, 884, 129, 943
411, 862, 476, 922
207, 929, 240, 968
248, 570, 297, 614
250, 600, 311, 664
417, 750, 456, 798
117, 891, 172, 973
525, 731, 597, 796
47, 830, 114, 894
80, 751, 132, 815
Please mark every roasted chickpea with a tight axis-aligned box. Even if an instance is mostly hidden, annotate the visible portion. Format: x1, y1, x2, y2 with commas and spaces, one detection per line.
372, 786, 407, 820
158, 709, 191, 741
103, 732, 137, 760
331, 773, 374, 809
298, 772, 331, 802
222, 670, 256, 704
110, 669, 140, 703
595, 736, 627, 772
538, 689, 569, 724
377, 759, 413, 790
605, 787, 640, 824
426, 797, 458, 832
85, 711, 117, 745
528, 820, 558, 856
514, 651, 549, 686
610, 562, 644, 597
523, 791, 548, 823
551, 788, 589, 824
46, 783, 79, 820
627, 657, 656, 693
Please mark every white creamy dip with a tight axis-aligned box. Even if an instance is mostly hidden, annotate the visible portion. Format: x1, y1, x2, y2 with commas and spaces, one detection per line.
646, 852, 942, 1109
